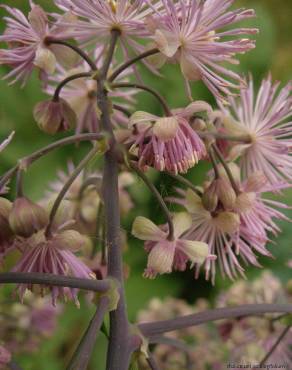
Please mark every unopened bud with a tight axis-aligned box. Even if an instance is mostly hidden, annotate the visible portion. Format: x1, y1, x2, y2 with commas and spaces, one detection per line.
0, 197, 14, 242
33, 99, 77, 135
9, 197, 49, 237
203, 178, 236, 211
54, 230, 88, 252
202, 182, 218, 212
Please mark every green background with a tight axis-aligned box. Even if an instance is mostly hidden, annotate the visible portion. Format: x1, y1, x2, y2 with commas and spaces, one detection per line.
0, 1, 291, 369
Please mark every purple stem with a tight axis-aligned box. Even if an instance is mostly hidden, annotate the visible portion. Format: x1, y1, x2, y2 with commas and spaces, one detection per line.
139, 304, 292, 338
109, 48, 159, 82
96, 31, 131, 370
66, 296, 110, 370
0, 272, 110, 293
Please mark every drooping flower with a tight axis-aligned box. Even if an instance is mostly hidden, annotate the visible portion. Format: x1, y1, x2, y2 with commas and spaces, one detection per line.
128, 102, 209, 174
132, 212, 212, 278
221, 75, 292, 186
55, 0, 156, 57
12, 228, 95, 305
33, 98, 77, 135
0, 2, 73, 85
146, 0, 258, 101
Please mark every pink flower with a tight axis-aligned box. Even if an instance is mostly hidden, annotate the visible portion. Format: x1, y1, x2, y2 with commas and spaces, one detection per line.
233, 171, 290, 258
128, 102, 208, 174
0, 2, 72, 85
12, 229, 95, 306
146, 0, 258, 101
173, 165, 289, 283
221, 75, 292, 186
132, 212, 212, 278
55, 0, 154, 56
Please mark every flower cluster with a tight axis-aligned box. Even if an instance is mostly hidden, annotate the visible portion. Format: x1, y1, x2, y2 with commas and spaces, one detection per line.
136, 271, 292, 370
0, 293, 62, 360
0, 3, 291, 367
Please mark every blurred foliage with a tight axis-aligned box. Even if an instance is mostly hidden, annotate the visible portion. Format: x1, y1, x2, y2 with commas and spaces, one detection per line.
0, 1, 291, 369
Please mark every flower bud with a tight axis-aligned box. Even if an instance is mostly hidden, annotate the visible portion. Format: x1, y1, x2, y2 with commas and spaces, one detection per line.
202, 182, 218, 212
54, 230, 88, 252
203, 178, 236, 211
9, 197, 49, 237
33, 99, 77, 135
0, 197, 14, 242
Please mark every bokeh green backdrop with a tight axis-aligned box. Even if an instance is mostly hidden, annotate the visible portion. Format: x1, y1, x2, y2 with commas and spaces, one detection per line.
0, 1, 291, 369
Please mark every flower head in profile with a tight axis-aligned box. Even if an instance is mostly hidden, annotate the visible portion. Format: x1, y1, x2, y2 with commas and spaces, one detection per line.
146, 0, 258, 101
0, 2, 72, 85
12, 228, 95, 306
132, 212, 213, 278
221, 75, 292, 186
233, 170, 290, 258
128, 102, 209, 174
55, 0, 154, 56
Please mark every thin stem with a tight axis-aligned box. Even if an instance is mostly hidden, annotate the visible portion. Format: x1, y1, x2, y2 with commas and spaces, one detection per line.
66, 296, 110, 370
0, 272, 110, 293
147, 355, 161, 370
109, 48, 159, 82
130, 162, 175, 241
138, 304, 292, 338
15, 169, 24, 197
101, 30, 120, 79
111, 82, 171, 116
45, 38, 97, 71
53, 72, 93, 102
45, 145, 100, 237
259, 325, 291, 366
212, 144, 240, 194
0, 133, 105, 190
166, 172, 202, 196
113, 104, 131, 117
